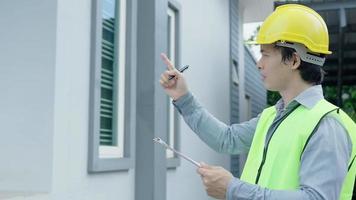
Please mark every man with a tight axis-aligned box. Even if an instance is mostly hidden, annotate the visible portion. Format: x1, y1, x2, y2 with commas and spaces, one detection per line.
159, 4, 355, 200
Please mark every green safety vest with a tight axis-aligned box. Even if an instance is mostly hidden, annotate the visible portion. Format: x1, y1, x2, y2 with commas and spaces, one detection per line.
240, 99, 356, 199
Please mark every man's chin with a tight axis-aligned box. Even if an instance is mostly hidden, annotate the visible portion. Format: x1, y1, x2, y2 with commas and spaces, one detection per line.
264, 84, 279, 92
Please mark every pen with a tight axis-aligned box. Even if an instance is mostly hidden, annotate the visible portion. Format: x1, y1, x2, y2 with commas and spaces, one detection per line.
168, 65, 189, 80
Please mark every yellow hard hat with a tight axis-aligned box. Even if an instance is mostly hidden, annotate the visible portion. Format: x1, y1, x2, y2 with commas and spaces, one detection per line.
256, 4, 332, 54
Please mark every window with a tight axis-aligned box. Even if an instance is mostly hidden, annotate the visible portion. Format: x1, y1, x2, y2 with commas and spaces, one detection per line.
99, 0, 126, 158
245, 94, 252, 119
166, 1, 181, 168
89, 0, 134, 172
166, 6, 177, 159
232, 59, 239, 85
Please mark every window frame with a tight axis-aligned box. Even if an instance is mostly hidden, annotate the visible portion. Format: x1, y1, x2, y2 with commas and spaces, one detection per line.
166, 6, 176, 159
232, 59, 239, 85
166, 0, 182, 169
88, 0, 135, 172
99, 0, 126, 159
245, 94, 252, 119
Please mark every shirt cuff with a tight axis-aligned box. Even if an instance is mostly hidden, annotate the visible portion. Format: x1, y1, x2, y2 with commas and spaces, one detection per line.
227, 178, 240, 200
228, 178, 256, 200
172, 91, 199, 116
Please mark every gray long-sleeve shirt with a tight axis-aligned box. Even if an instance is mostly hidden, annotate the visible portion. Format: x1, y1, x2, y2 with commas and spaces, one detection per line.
173, 85, 352, 200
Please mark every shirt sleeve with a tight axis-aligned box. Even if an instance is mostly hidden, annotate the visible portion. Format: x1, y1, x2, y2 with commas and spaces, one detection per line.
226, 115, 352, 200
173, 91, 259, 154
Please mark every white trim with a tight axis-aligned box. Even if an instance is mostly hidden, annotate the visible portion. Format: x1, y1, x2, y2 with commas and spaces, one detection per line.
100, 0, 126, 159
99, 146, 123, 158
167, 8, 175, 65
167, 103, 175, 158
167, 7, 176, 158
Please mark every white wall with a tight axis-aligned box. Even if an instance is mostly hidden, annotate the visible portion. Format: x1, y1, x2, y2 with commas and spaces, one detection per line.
0, 0, 134, 200
241, 0, 274, 23
166, 0, 231, 199
0, 0, 56, 198
48, 0, 134, 199
0, 0, 232, 199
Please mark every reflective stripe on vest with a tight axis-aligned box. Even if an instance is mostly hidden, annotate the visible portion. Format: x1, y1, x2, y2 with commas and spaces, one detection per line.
240, 99, 356, 200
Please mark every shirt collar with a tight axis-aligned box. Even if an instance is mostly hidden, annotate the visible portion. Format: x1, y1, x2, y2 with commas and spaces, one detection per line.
275, 85, 324, 111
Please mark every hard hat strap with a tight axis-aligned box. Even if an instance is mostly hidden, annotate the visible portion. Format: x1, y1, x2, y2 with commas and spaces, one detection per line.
276, 41, 325, 66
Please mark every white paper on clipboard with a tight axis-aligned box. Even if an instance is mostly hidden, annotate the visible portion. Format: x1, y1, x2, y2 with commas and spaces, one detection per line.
153, 137, 201, 168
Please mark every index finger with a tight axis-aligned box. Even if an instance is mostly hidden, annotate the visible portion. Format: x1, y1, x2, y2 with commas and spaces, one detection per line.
160, 53, 175, 70
199, 162, 212, 169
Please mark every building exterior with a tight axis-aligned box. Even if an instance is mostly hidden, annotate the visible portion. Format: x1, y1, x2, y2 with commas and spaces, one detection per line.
0, 0, 268, 199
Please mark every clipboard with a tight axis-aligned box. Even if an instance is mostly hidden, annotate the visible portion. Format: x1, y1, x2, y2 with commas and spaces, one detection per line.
153, 137, 201, 167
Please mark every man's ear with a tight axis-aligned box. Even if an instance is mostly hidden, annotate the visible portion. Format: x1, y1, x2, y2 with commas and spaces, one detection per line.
291, 52, 301, 70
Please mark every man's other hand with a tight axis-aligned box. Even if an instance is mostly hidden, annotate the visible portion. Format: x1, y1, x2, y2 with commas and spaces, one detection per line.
197, 162, 233, 199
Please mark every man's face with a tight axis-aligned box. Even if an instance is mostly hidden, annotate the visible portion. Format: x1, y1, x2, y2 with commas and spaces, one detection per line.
257, 44, 294, 91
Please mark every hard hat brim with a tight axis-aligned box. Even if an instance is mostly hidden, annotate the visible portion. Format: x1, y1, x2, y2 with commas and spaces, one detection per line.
245, 40, 258, 45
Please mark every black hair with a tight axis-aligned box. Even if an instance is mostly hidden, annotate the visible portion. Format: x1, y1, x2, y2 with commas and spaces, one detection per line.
273, 45, 326, 85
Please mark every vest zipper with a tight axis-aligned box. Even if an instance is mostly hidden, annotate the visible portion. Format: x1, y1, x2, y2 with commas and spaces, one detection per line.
255, 104, 301, 184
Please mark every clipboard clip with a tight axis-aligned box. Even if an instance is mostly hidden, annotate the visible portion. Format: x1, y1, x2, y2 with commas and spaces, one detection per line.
153, 137, 201, 167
